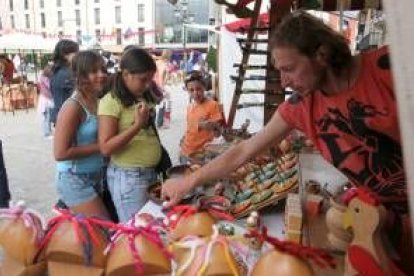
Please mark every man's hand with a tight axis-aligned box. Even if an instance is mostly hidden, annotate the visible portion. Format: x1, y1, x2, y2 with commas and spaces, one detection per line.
161, 177, 194, 208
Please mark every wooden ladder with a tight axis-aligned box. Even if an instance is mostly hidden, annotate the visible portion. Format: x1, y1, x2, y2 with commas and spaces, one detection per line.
227, 0, 264, 128
225, 0, 294, 128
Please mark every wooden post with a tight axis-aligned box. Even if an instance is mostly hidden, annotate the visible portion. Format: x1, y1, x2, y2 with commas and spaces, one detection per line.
383, 0, 414, 240
263, 1, 292, 124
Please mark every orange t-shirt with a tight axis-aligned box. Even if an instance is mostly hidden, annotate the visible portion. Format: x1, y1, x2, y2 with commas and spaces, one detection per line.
181, 99, 223, 157
278, 46, 407, 213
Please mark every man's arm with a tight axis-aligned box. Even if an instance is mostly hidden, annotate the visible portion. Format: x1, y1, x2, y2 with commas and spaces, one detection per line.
162, 111, 292, 207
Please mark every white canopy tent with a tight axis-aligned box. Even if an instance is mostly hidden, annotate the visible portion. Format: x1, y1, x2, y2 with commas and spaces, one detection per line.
0, 33, 59, 51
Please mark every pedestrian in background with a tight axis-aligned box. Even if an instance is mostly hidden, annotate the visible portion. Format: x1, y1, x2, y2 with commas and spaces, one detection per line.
50, 39, 79, 125
37, 64, 54, 138
180, 71, 223, 164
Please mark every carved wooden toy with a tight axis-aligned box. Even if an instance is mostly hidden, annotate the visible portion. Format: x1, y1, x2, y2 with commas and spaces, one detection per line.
343, 187, 405, 276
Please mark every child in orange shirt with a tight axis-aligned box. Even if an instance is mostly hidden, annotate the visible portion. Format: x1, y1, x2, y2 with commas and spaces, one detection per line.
180, 71, 223, 164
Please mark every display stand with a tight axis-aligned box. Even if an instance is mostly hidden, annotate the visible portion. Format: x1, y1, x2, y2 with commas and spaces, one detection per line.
299, 151, 348, 275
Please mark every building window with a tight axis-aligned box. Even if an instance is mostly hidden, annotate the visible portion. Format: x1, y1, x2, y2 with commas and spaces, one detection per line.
40, 0, 44, 8
40, 13, 46, 28
138, 4, 144, 22
25, 14, 30, 29
75, 0, 80, 5
0, 17, 3, 31
10, 15, 15, 29
9, 0, 13, 11
94, 8, 100, 25
115, 6, 121, 24
75, 9, 81, 26
94, 0, 99, 2
56, 0, 61, 7
77, 30, 82, 44
138, 27, 145, 45
116, 28, 122, 45
57, 11, 63, 27
24, 0, 29, 10
95, 29, 101, 42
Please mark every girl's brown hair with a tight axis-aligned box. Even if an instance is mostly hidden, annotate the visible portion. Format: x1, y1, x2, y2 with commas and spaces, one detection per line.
112, 47, 156, 107
71, 50, 105, 93
270, 11, 352, 76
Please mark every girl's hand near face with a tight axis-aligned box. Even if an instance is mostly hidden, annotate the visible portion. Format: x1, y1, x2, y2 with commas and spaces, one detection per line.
133, 102, 150, 129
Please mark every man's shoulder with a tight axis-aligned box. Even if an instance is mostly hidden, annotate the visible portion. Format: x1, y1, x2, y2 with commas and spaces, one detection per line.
361, 46, 391, 71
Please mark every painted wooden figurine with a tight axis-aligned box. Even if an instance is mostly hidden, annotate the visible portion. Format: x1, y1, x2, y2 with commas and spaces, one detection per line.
343, 187, 405, 276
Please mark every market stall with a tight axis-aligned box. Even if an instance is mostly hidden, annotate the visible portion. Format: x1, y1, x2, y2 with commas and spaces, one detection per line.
1, 0, 413, 275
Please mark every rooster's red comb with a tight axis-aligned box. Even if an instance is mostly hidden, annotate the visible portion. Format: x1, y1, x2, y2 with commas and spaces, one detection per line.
342, 187, 380, 206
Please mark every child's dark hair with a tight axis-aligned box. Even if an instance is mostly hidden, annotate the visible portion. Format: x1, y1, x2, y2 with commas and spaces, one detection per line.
52, 39, 79, 73
112, 47, 156, 107
184, 71, 207, 88
71, 50, 105, 93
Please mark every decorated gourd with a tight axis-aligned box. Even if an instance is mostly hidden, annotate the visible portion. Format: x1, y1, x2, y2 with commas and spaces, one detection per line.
171, 226, 242, 276
0, 201, 46, 276
42, 208, 112, 276
167, 200, 233, 242
249, 227, 335, 276
105, 216, 172, 275
0, 201, 45, 265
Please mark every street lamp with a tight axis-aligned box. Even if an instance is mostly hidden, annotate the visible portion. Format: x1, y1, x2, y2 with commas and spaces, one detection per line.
173, 0, 194, 71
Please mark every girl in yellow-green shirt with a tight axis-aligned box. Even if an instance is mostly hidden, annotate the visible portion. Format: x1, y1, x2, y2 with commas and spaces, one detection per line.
98, 47, 160, 222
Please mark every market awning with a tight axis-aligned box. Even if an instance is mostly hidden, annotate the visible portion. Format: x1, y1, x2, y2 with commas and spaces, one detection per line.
0, 33, 59, 51
223, 13, 269, 33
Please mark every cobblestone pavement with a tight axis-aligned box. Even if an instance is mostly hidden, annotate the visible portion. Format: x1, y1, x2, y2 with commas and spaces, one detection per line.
0, 83, 188, 218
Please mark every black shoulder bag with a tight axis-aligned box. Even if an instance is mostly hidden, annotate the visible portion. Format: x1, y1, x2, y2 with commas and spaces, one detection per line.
144, 91, 172, 178
151, 121, 172, 179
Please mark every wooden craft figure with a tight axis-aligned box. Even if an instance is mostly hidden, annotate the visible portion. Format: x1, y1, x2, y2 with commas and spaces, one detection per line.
249, 226, 335, 276
166, 200, 234, 241
105, 216, 172, 276
40, 208, 113, 276
171, 225, 242, 276
343, 187, 406, 276
0, 201, 46, 276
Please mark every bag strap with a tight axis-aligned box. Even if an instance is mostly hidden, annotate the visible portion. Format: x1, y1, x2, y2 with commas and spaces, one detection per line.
150, 119, 161, 142
142, 89, 161, 142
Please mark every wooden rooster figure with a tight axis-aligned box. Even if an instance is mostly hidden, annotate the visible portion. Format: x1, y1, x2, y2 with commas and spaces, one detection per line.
343, 187, 405, 276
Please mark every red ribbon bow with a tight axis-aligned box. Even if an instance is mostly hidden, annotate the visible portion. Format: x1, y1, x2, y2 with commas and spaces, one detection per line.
36, 208, 114, 264
166, 202, 234, 229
